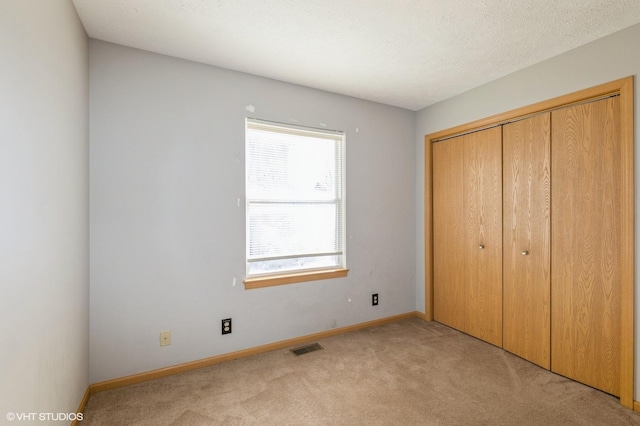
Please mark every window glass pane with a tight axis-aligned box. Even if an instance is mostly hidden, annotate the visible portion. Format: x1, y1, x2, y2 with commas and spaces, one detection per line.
248, 202, 339, 259
247, 129, 340, 201
248, 255, 340, 276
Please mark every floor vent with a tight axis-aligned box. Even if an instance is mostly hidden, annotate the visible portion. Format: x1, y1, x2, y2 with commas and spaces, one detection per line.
290, 343, 323, 356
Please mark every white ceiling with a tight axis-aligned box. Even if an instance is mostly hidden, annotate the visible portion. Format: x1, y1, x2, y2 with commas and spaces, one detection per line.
72, 0, 640, 111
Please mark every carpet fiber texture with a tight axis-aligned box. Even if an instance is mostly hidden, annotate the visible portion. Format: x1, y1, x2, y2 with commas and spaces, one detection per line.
82, 318, 640, 425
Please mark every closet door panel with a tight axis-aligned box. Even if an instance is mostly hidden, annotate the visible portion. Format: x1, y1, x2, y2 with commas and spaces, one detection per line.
463, 127, 503, 347
502, 113, 551, 369
433, 139, 465, 331
551, 97, 621, 396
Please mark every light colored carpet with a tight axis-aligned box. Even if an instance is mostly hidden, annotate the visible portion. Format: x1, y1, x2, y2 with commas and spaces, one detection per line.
82, 318, 640, 425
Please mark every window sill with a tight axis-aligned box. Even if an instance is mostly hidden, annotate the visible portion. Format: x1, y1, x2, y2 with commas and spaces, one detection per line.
244, 268, 349, 290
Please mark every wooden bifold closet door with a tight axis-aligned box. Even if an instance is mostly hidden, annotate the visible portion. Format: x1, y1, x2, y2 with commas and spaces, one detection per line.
551, 96, 622, 396
502, 113, 551, 370
433, 138, 465, 332
433, 127, 503, 347
502, 99, 622, 395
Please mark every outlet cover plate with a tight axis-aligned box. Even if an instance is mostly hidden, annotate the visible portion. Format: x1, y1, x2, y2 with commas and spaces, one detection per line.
372, 293, 379, 306
222, 318, 232, 335
160, 330, 171, 346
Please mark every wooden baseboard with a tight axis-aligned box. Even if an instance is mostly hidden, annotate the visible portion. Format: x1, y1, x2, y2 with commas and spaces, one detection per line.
416, 311, 429, 321
89, 311, 419, 394
634, 400, 640, 413
72, 386, 91, 426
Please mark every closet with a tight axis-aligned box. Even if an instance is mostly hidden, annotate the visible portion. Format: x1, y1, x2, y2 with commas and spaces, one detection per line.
427, 78, 633, 406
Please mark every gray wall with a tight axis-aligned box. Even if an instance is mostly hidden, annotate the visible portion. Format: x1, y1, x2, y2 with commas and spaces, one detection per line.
89, 40, 416, 383
0, 0, 89, 419
415, 22, 640, 396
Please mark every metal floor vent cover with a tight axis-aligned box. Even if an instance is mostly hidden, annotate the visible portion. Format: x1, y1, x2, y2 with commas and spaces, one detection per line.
290, 343, 323, 356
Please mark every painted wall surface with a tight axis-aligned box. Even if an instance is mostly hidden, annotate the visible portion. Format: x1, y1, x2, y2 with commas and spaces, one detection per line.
415, 22, 640, 396
0, 0, 89, 419
89, 40, 416, 383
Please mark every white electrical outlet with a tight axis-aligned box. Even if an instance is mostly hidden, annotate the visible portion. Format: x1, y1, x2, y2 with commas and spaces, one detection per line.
160, 330, 171, 346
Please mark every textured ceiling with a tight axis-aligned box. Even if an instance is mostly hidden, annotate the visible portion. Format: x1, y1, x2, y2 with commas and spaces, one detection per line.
72, 0, 640, 111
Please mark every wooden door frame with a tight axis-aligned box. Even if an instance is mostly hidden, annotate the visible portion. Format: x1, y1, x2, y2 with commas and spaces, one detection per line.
424, 77, 635, 408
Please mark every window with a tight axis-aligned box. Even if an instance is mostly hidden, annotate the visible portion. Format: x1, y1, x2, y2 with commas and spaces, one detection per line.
244, 118, 347, 287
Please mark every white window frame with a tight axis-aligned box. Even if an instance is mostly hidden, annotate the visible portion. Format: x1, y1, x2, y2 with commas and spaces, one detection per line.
243, 118, 348, 289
